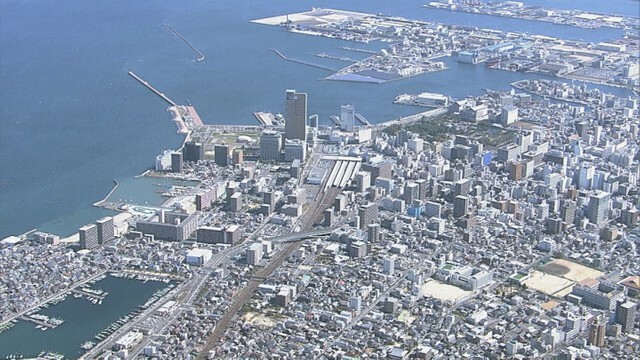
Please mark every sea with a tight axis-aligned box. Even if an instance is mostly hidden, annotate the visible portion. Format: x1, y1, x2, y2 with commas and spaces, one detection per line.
0, 0, 637, 238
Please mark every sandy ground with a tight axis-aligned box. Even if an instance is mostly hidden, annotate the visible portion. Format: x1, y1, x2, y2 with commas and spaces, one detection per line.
421, 279, 472, 303
242, 311, 277, 328
522, 270, 575, 297
541, 300, 561, 311
546, 259, 604, 283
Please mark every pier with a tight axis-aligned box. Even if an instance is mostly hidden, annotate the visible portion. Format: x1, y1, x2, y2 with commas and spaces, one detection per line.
339, 46, 377, 54
270, 49, 335, 71
127, 71, 177, 107
71, 288, 107, 302
18, 316, 56, 329
165, 24, 205, 62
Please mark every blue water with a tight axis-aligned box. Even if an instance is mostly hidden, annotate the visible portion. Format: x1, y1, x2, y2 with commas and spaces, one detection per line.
0, 0, 636, 238
0, 275, 171, 359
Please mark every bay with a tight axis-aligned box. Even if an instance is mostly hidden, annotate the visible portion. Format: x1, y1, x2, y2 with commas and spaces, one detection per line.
0, 0, 635, 238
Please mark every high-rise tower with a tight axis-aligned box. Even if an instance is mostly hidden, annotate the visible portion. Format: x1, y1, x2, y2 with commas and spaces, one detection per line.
285, 89, 307, 141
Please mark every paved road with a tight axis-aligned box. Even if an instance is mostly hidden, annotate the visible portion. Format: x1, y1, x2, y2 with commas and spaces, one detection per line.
195, 181, 340, 359
83, 246, 243, 359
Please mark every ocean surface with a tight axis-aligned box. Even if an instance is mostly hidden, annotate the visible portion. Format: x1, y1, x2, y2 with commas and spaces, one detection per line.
0, 275, 172, 358
0, 0, 637, 238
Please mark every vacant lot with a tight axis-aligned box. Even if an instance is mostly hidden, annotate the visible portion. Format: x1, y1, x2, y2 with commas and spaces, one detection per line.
242, 311, 277, 328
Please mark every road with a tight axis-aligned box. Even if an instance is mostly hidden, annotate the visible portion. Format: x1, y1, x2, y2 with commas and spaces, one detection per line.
195, 176, 340, 359
83, 246, 242, 359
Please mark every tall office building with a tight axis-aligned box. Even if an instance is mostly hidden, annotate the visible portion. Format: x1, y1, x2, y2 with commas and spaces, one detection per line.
96, 216, 115, 244
367, 223, 380, 242
453, 195, 469, 218
358, 202, 378, 229
383, 256, 395, 275
232, 148, 244, 165
171, 152, 183, 173
416, 179, 428, 201
588, 191, 611, 226
404, 182, 419, 205
284, 89, 307, 141
263, 191, 276, 210
246, 242, 263, 265
355, 171, 371, 192
229, 192, 242, 212
579, 164, 595, 189
588, 320, 606, 347
340, 104, 355, 132
215, 145, 230, 166
561, 200, 576, 227
79, 224, 99, 250
616, 301, 637, 333
260, 130, 282, 162
183, 141, 204, 162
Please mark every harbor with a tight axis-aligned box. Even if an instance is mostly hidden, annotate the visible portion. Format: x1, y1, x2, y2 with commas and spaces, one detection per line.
0, 274, 174, 359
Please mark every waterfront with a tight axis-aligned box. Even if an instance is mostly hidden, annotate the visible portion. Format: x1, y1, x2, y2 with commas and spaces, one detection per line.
0, 0, 636, 238
0, 275, 171, 359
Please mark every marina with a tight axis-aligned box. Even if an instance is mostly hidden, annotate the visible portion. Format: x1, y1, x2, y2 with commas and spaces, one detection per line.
0, 274, 174, 359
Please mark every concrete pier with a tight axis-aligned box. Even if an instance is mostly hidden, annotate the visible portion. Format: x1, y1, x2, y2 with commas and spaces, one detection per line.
270, 49, 335, 71
128, 71, 177, 107
165, 24, 205, 62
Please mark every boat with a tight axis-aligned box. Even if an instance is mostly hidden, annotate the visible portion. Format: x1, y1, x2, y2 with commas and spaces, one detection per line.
80, 341, 96, 350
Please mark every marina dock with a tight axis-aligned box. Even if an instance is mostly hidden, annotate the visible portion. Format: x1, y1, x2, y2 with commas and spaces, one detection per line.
18, 314, 62, 329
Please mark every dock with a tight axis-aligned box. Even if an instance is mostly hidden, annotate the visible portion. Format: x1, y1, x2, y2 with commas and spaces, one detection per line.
254, 112, 283, 126
71, 288, 107, 301
270, 49, 335, 71
19, 315, 56, 329
165, 24, 205, 62
184, 106, 204, 126
127, 70, 177, 107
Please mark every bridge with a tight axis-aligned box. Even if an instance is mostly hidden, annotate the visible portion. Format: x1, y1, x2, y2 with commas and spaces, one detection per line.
271, 226, 339, 243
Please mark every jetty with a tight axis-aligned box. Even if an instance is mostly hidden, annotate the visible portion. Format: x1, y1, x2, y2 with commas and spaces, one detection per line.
93, 179, 119, 207
165, 24, 205, 62
270, 49, 335, 71
127, 71, 177, 107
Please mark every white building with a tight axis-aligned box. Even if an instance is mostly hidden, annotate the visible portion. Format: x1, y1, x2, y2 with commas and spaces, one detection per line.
246, 242, 263, 265
185, 248, 212, 265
